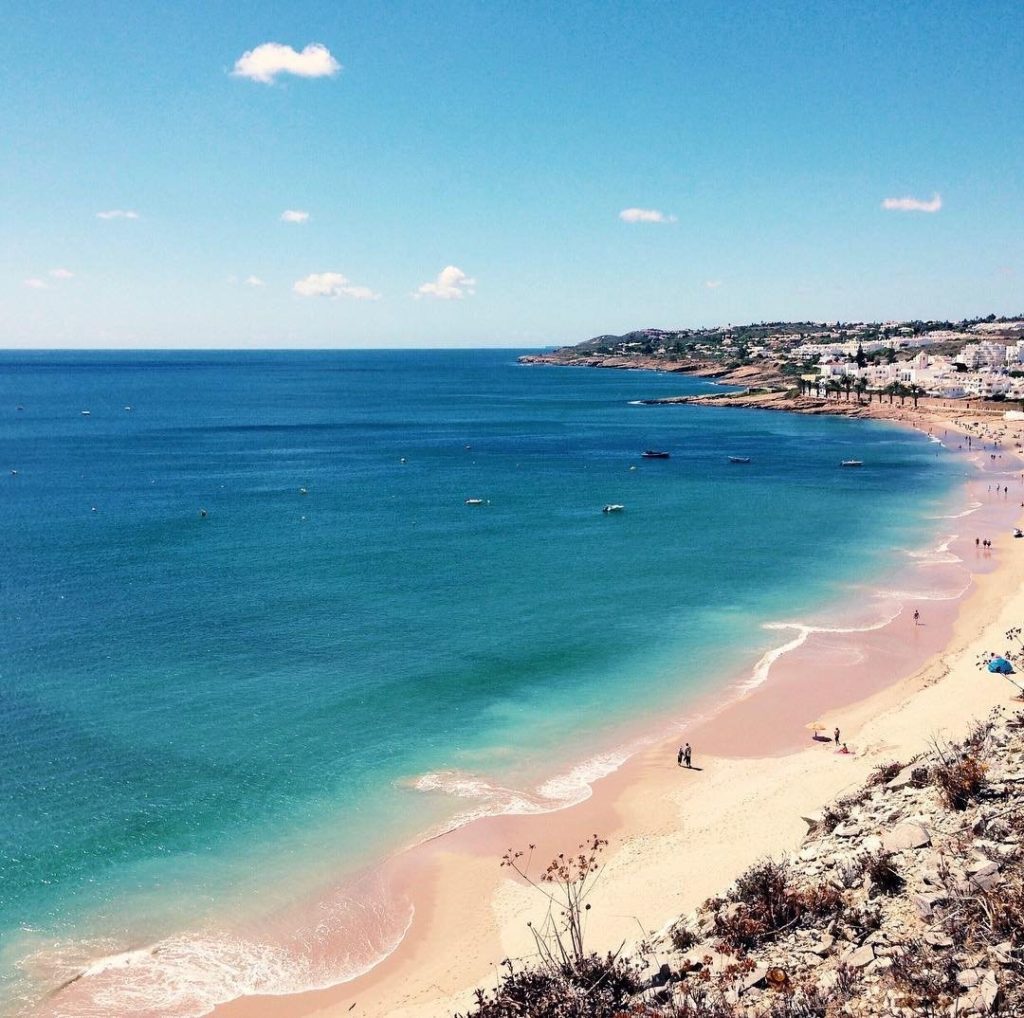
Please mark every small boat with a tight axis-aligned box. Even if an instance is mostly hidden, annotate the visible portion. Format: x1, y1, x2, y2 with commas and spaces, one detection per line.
80, 410, 91, 416
299, 487, 308, 495
840, 460, 863, 467
465, 498, 485, 506
641, 450, 670, 459
602, 504, 625, 513
124, 406, 133, 412
728, 456, 751, 464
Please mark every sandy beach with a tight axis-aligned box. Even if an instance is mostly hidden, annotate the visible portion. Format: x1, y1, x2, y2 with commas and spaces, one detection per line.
186, 411, 1024, 1018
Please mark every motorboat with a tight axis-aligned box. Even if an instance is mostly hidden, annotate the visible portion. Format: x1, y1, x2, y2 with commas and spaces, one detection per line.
728, 456, 751, 464
602, 504, 625, 513
840, 460, 863, 467
641, 450, 670, 459
465, 498, 485, 506
80, 410, 91, 416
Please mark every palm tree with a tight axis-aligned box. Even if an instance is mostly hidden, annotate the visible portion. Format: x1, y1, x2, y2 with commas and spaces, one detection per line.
840, 374, 854, 401
906, 384, 925, 408
854, 378, 868, 404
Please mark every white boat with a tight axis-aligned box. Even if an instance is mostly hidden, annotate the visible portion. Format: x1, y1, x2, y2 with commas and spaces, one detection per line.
840, 460, 863, 467
465, 498, 485, 505
80, 410, 91, 416
602, 504, 625, 513
728, 456, 751, 464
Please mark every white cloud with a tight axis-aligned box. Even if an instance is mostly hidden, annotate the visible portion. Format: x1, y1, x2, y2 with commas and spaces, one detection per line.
619, 207, 677, 224
293, 272, 380, 300
704, 280, 723, 289
280, 209, 310, 223
232, 43, 341, 84
244, 275, 266, 287
414, 265, 476, 300
49, 268, 74, 279
23, 277, 47, 289
96, 209, 139, 220
881, 193, 942, 213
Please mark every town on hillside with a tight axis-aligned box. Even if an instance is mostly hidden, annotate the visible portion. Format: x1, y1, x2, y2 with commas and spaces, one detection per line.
522, 316, 1024, 403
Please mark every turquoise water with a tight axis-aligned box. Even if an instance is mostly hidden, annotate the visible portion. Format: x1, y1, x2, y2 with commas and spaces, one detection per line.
0, 350, 964, 1012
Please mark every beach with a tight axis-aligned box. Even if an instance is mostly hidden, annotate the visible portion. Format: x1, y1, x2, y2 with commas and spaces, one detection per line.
196, 411, 1024, 1018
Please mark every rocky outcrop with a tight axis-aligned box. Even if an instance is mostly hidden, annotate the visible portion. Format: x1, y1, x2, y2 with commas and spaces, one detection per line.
640, 708, 1024, 1016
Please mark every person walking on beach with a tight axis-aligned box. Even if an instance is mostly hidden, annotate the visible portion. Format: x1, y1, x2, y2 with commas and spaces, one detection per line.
833, 727, 840, 747
913, 609, 920, 625
677, 746, 683, 767
684, 743, 692, 768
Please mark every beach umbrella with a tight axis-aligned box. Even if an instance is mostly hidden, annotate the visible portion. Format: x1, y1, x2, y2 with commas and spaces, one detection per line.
988, 657, 1015, 675
806, 721, 827, 731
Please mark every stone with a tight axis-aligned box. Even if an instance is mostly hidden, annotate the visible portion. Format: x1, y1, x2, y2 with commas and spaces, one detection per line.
968, 861, 1002, 891
834, 821, 861, 838
799, 845, 819, 861
912, 891, 947, 919
809, 934, 835, 956
924, 931, 954, 948
861, 834, 883, 854
989, 942, 1013, 966
885, 764, 920, 791
844, 945, 875, 968
961, 971, 1000, 1013
740, 965, 767, 993
883, 822, 931, 852
957, 968, 983, 988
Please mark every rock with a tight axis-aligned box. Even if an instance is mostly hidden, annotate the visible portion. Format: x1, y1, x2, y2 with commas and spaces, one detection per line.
912, 891, 947, 919
957, 968, 983, 988
834, 822, 862, 838
989, 942, 1013, 966
968, 860, 1002, 890
649, 962, 673, 988
798, 845, 819, 861
924, 931, 954, 948
861, 834, 883, 854
885, 764, 920, 790
809, 934, 835, 956
844, 945, 875, 968
883, 822, 931, 852
739, 965, 767, 993
961, 971, 1000, 1013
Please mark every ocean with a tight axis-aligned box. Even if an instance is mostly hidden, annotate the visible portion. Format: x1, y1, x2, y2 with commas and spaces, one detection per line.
0, 349, 966, 1014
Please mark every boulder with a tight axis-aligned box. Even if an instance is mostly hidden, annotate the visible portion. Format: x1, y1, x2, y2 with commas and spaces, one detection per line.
833, 821, 862, 838
844, 945, 875, 968
883, 822, 931, 852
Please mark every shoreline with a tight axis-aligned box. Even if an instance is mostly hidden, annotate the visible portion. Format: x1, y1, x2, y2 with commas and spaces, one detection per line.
208, 420, 1024, 1017
43, 412, 1024, 1018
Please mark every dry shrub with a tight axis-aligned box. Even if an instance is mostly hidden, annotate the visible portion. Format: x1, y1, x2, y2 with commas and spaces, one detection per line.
670, 922, 698, 953
869, 760, 904, 786
457, 954, 643, 1018
862, 850, 905, 897
709, 859, 845, 952
934, 756, 987, 810
910, 765, 931, 788
887, 940, 959, 1013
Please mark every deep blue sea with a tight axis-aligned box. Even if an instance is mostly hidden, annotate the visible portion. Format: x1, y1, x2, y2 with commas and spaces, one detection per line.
0, 350, 965, 1013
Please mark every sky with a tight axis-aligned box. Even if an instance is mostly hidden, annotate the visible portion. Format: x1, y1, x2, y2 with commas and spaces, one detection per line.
1, 0, 1022, 348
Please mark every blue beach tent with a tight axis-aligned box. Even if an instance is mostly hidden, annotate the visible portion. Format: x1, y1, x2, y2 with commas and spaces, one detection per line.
988, 657, 1015, 674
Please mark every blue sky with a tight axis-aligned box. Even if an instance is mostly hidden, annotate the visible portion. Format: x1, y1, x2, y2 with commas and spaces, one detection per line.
2, 1, 1021, 348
